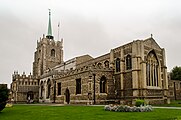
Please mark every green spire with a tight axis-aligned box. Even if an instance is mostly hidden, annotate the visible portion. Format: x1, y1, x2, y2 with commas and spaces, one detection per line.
46, 9, 54, 39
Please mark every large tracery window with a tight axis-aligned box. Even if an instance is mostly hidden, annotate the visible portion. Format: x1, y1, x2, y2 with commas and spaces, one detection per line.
100, 76, 107, 93
146, 51, 159, 86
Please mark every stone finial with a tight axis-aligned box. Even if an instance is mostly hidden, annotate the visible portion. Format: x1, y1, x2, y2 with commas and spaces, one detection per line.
151, 34, 153, 38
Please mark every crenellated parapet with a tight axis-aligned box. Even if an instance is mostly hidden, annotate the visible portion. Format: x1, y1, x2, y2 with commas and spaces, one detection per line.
13, 71, 32, 80
54, 64, 113, 79
12, 71, 39, 86
37, 34, 63, 48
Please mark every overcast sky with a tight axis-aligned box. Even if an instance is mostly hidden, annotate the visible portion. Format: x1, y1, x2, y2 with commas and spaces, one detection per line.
1, 0, 181, 87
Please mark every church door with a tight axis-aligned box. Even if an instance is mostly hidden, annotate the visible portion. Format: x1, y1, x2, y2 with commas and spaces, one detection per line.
27, 91, 34, 103
65, 88, 70, 104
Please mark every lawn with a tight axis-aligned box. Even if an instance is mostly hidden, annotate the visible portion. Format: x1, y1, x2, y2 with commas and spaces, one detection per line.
0, 105, 181, 120
155, 100, 181, 107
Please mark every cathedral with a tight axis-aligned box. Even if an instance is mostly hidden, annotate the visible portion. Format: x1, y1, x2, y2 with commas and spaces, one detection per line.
11, 11, 169, 105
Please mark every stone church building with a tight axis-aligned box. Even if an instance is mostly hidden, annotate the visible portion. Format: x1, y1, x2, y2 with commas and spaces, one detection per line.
11, 11, 169, 104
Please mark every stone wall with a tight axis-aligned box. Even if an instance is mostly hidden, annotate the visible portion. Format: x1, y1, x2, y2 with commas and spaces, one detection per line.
54, 68, 114, 104
168, 79, 181, 100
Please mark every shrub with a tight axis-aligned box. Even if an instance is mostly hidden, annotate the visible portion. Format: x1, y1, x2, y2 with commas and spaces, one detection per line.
135, 99, 145, 107
0, 85, 9, 112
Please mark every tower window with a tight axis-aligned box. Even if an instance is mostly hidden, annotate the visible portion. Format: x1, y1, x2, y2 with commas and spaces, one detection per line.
38, 58, 40, 63
51, 49, 55, 57
76, 78, 81, 94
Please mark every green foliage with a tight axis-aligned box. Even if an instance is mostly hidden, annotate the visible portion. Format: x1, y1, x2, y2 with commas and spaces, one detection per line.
135, 99, 145, 107
1, 105, 181, 120
0, 85, 9, 112
170, 66, 181, 80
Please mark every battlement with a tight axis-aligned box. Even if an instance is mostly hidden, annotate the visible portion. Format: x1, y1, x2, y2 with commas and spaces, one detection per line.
53, 64, 113, 79
37, 34, 63, 48
12, 71, 35, 81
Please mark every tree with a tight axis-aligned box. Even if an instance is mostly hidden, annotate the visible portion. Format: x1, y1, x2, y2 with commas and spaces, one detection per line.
170, 66, 181, 80
0, 84, 9, 112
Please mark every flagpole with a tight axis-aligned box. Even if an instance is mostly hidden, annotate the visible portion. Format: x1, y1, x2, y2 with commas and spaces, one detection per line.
58, 21, 60, 40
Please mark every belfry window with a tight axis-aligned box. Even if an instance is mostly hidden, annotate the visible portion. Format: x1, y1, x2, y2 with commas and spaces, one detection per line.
146, 51, 159, 86
115, 58, 120, 72
51, 49, 55, 57
100, 76, 107, 93
126, 55, 132, 70
76, 78, 81, 94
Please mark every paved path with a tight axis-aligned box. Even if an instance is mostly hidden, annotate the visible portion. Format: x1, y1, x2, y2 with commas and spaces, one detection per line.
153, 106, 181, 109
14, 104, 181, 109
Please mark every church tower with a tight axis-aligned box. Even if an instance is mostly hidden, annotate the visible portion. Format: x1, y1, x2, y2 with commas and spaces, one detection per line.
33, 9, 63, 77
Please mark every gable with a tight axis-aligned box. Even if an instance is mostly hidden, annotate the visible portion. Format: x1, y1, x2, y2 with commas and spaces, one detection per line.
143, 37, 162, 50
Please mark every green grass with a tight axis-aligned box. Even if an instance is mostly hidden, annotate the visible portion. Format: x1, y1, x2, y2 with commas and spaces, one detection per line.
155, 100, 181, 107
0, 105, 181, 120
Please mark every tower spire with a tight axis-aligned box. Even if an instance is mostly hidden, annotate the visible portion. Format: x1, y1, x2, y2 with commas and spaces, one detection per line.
46, 9, 54, 39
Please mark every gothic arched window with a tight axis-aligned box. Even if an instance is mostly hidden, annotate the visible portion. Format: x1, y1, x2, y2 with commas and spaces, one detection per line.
100, 76, 107, 93
115, 58, 120, 72
47, 79, 51, 98
146, 51, 159, 86
40, 81, 43, 98
97, 63, 102, 68
76, 78, 81, 94
104, 60, 109, 68
126, 55, 132, 70
51, 49, 55, 57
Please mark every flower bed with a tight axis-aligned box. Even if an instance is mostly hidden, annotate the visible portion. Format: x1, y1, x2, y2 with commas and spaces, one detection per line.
104, 104, 153, 112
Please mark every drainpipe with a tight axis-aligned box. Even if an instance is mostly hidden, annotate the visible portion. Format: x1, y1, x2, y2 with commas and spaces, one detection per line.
53, 80, 56, 103
174, 82, 177, 100
93, 74, 96, 104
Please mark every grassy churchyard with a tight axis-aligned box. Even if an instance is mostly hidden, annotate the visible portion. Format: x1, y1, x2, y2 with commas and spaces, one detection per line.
0, 105, 181, 120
